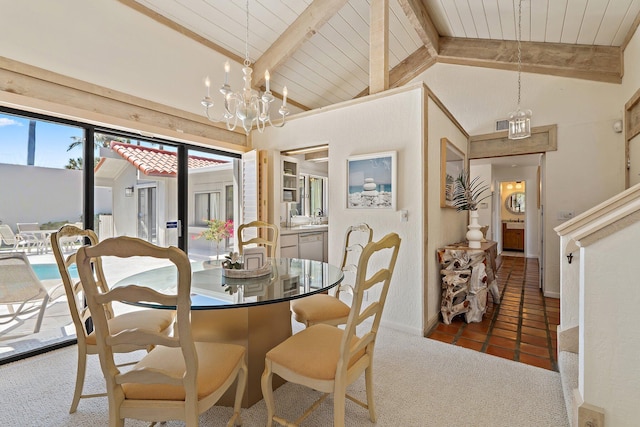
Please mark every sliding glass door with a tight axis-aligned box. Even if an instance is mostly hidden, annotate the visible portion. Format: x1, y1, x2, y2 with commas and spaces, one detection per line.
0, 110, 84, 362
0, 108, 240, 364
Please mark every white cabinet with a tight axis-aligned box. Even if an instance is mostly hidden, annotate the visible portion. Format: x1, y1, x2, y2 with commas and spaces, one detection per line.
280, 234, 299, 258
298, 232, 324, 262
281, 157, 299, 203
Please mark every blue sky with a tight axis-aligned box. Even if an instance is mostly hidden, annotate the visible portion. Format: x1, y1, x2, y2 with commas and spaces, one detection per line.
0, 114, 84, 169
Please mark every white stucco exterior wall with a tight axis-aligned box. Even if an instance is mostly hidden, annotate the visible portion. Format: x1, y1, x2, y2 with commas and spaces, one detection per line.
0, 164, 83, 228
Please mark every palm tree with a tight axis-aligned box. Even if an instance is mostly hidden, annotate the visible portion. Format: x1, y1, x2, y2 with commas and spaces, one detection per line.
65, 134, 130, 170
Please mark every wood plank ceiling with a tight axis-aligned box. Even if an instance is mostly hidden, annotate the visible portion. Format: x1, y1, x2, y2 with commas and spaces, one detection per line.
121, 0, 640, 112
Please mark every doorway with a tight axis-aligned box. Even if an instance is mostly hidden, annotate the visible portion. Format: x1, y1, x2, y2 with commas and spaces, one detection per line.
470, 153, 544, 290
500, 181, 526, 252
137, 186, 157, 243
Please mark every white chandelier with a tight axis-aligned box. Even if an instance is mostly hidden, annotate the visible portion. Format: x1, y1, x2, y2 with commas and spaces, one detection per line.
201, 0, 288, 135
508, 0, 532, 140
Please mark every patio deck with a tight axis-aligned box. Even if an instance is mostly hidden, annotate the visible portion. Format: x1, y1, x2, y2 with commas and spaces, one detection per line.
0, 250, 175, 361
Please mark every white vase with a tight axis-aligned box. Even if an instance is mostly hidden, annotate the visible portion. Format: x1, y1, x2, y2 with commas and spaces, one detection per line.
466, 209, 483, 249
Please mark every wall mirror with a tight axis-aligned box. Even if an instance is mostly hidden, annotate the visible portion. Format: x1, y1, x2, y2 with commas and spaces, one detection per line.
440, 138, 465, 208
506, 192, 526, 214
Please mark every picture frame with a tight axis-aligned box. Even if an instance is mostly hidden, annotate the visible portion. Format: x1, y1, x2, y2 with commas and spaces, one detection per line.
440, 138, 466, 208
346, 151, 397, 210
242, 247, 266, 270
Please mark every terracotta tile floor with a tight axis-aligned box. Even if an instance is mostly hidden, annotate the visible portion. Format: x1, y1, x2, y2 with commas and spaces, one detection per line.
427, 255, 560, 371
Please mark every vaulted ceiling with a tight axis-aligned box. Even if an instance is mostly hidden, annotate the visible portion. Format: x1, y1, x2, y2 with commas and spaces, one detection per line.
121, 0, 640, 112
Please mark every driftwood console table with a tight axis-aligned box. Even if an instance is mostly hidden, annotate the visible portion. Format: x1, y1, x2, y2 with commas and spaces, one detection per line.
437, 241, 500, 324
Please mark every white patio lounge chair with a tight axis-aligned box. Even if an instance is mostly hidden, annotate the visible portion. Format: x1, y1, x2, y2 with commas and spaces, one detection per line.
0, 224, 32, 252
0, 252, 55, 335
16, 222, 50, 254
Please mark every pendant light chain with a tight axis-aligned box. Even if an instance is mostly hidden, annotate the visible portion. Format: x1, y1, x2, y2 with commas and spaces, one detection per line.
506, 0, 531, 140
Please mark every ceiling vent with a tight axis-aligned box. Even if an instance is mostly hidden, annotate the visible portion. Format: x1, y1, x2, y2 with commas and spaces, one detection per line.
496, 119, 509, 131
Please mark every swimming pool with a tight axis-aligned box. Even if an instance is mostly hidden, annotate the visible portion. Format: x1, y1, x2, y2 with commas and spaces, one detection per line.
31, 263, 78, 281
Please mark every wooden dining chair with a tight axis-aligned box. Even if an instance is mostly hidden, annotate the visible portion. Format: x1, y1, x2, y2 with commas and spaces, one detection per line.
237, 220, 279, 258
290, 223, 373, 327
76, 236, 247, 427
262, 232, 401, 427
50, 225, 175, 414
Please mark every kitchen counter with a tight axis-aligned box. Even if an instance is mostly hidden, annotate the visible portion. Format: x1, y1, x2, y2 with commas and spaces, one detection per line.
280, 224, 328, 235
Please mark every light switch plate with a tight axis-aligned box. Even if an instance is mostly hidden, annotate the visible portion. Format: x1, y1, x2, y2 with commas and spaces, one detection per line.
557, 210, 575, 220
401, 210, 408, 222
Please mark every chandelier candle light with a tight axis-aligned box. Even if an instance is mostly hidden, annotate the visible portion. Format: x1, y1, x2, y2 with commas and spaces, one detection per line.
201, 0, 288, 135
508, 0, 532, 140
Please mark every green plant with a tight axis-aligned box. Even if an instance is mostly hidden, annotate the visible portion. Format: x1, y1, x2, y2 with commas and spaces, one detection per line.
197, 219, 234, 243
452, 169, 492, 211
222, 252, 242, 270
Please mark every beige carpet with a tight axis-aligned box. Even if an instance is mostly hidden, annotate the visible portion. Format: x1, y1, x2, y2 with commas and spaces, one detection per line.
0, 325, 568, 426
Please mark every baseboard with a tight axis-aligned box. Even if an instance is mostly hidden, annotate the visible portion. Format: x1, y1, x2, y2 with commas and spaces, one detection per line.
379, 318, 422, 336
544, 290, 560, 298
558, 325, 579, 353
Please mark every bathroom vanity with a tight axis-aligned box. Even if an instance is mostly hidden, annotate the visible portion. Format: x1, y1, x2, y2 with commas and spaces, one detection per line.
502, 221, 525, 251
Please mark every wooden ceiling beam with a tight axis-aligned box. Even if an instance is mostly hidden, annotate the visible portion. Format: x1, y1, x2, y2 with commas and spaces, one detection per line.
356, 45, 437, 98
252, 0, 350, 89
369, 0, 389, 94
397, 0, 439, 57
437, 37, 622, 84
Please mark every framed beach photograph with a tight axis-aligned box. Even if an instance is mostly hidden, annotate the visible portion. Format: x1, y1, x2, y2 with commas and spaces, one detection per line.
440, 138, 465, 208
347, 151, 396, 209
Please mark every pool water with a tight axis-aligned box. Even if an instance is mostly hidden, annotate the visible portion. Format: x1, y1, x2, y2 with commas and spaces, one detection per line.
32, 263, 78, 280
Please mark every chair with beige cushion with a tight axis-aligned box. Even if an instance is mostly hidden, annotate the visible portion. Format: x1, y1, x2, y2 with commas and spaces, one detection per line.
262, 232, 401, 427
237, 220, 279, 258
50, 225, 176, 414
290, 223, 373, 327
76, 236, 247, 427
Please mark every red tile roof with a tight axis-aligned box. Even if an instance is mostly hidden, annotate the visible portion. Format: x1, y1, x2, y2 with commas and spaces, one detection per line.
106, 141, 227, 177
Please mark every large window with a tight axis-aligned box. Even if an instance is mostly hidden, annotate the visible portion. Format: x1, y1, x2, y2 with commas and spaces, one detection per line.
187, 148, 238, 261
194, 192, 221, 226
0, 107, 240, 364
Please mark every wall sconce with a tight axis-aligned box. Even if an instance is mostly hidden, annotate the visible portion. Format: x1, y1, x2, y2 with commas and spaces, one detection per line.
125, 186, 134, 197
515, 181, 522, 189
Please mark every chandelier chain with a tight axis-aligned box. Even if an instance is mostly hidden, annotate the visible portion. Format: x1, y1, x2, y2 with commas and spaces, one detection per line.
516, 0, 522, 108
244, 0, 250, 66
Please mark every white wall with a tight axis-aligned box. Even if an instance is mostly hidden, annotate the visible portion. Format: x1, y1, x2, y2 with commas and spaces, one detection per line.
253, 86, 469, 333
470, 163, 493, 239
0, 0, 252, 121
0, 164, 82, 229
416, 64, 626, 298
253, 87, 425, 334
426, 95, 468, 327
580, 223, 640, 426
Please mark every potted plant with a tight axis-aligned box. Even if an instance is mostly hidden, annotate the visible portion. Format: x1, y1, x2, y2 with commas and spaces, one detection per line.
452, 169, 492, 248
197, 219, 234, 263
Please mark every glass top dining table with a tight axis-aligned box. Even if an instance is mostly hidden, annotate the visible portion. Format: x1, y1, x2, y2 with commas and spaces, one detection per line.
113, 257, 344, 310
